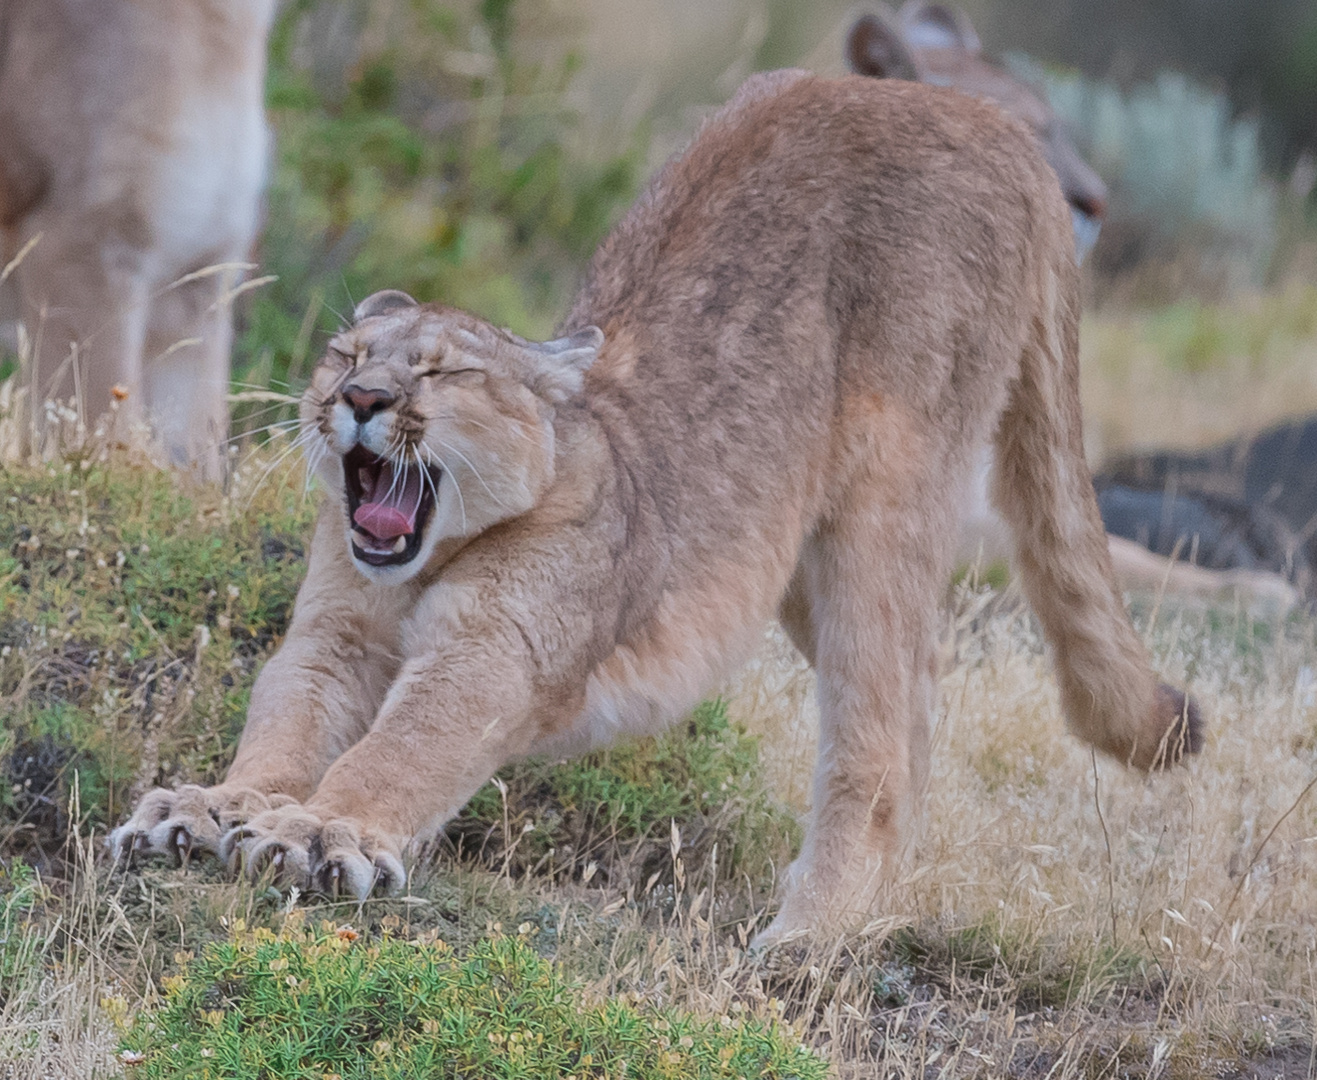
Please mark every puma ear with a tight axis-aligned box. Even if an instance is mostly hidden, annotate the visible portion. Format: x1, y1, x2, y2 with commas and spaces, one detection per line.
517, 326, 604, 404
846, 10, 919, 81
898, 2, 981, 54
353, 290, 418, 323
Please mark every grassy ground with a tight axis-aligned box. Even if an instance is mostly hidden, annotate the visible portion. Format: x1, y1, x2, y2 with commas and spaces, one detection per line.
1, 439, 1314, 1078
5, 281, 1317, 1078
1081, 282, 1317, 459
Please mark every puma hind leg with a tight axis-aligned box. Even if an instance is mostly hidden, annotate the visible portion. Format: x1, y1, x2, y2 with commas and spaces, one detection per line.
758, 454, 955, 945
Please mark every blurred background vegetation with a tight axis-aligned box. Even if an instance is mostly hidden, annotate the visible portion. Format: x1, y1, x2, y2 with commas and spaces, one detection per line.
0, 0, 1310, 427
237, 0, 643, 403
236, 0, 1317, 408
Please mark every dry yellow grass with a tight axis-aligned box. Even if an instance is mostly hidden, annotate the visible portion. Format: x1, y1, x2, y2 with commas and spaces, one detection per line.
1081, 282, 1317, 460
5, 591, 1311, 1077
721, 585, 1317, 1076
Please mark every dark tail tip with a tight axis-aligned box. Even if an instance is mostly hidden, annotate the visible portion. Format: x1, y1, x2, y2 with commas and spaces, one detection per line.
1151, 683, 1205, 768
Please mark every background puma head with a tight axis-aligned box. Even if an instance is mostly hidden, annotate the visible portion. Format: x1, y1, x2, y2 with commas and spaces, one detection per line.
847, 2, 1108, 260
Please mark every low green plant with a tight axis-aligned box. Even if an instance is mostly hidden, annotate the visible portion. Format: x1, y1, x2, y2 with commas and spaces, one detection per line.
118, 918, 827, 1080
0, 860, 44, 1007
449, 699, 801, 890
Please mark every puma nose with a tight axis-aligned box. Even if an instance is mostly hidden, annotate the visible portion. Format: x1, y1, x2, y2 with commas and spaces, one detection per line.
1069, 190, 1107, 221
341, 384, 396, 424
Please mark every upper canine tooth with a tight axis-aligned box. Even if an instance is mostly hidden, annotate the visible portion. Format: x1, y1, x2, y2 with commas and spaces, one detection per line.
392, 536, 407, 553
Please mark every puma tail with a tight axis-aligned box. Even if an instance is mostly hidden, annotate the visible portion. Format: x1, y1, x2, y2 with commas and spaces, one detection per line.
992, 256, 1203, 770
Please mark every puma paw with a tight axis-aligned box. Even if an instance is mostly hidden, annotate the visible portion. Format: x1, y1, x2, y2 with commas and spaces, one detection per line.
108, 785, 295, 867
220, 804, 406, 901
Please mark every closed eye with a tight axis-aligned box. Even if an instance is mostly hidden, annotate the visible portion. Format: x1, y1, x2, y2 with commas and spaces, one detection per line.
418, 367, 484, 382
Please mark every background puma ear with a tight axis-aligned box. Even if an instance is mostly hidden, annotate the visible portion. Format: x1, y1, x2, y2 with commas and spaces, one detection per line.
353, 290, 418, 323
846, 9, 919, 81
520, 326, 604, 403
899, 2, 981, 54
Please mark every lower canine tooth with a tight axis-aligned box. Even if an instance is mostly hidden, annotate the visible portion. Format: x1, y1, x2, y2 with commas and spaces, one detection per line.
392, 535, 407, 553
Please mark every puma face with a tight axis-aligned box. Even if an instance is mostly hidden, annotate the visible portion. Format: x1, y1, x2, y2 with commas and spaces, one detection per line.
302, 290, 602, 584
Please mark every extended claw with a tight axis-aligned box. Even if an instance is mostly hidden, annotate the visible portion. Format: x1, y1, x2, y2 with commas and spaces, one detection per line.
107, 784, 256, 870
322, 860, 344, 899
311, 847, 405, 902
223, 815, 315, 889
248, 842, 287, 880
218, 825, 256, 872
171, 825, 197, 867
113, 830, 143, 866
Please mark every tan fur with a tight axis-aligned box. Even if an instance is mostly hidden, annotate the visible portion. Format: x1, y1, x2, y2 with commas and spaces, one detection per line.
1105, 535, 1299, 613
110, 73, 1201, 942
0, 0, 273, 478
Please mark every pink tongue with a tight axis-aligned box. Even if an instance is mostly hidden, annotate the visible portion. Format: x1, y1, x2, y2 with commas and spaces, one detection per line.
353, 503, 413, 540
353, 464, 424, 540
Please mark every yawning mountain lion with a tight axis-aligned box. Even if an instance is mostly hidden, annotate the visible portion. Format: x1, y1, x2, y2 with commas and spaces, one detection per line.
110, 71, 1201, 943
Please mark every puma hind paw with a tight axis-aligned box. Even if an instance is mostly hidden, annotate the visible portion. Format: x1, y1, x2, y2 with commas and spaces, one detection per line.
220, 804, 406, 901
108, 785, 295, 866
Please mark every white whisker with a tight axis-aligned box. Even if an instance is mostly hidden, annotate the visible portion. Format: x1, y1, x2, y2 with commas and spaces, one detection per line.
380, 434, 407, 503
432, 436, 510, 511
413, 444, 444, 531
228, 417, 301, 446
240, 425, 320, 508
420, 440, 466, 535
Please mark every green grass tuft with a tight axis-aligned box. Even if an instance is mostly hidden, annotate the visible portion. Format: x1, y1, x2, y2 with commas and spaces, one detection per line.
0, 860, 46, 1012
449, 699, 800, 892
891, 914, 1149, 1012
118, 919, 827, 1080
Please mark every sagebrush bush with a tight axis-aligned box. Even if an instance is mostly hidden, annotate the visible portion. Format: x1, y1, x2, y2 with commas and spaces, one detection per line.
1008, 57, 1278, 293
118, 918, 828, 1080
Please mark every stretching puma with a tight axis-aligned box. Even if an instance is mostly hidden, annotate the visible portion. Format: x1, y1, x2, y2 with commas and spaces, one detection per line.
110, 71, 1200, 943
0, 0, 274, 478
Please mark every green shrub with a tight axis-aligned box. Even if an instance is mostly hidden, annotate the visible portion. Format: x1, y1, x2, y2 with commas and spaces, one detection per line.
238, 0, 641, 416
448, 699, 801, 891
1008, 57, 1278, 291
119, 919, 827, 1079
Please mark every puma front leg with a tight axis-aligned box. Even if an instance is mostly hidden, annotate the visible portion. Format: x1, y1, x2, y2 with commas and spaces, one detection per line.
111, 515, 407, 863
225, 575, 567, 899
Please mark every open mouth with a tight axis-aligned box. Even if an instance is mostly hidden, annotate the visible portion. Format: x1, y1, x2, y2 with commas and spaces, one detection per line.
343, 445, 441, 567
